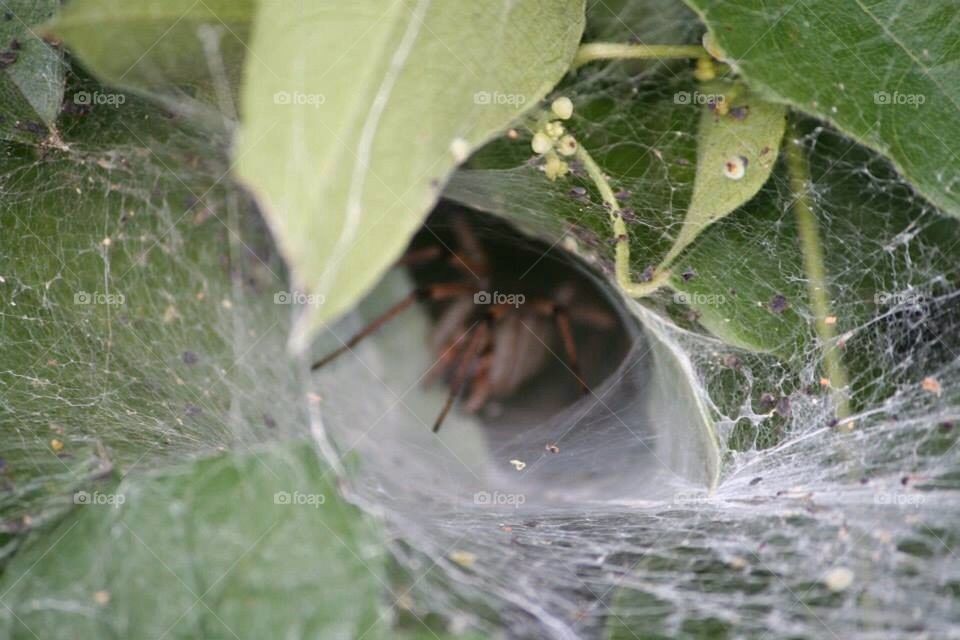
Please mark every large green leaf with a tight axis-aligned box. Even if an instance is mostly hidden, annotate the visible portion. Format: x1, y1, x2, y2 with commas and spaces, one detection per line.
47, 0, 253, 114
235, 0, 586, 351
0, 86, 292, 529
0, 0, 64, 143
0, 442, 389, 639
685, 0, 960, 219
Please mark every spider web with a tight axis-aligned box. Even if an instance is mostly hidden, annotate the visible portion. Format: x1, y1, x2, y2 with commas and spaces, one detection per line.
0, 2, 959, 639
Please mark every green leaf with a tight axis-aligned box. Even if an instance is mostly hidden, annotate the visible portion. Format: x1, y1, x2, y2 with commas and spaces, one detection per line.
0, 0, 65, 143
47, 0, 253, 113
0, 442, 389, 639
685, 0, 960, 219
660, 82, 786, 268
234, 0, 586, 351
0, 90, 294, 526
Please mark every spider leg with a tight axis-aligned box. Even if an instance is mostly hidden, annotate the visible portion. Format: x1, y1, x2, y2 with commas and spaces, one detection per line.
311, 282, 476, 371
464, 354, 493, 412
432, 319, 490, 433
553, 306, 590, 396
397, 244, 444, 267
528, 299, 589, 395
448, 213, 491, 281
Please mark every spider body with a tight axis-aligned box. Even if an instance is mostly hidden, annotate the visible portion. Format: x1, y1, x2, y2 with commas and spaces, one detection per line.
313, 206, 624, 432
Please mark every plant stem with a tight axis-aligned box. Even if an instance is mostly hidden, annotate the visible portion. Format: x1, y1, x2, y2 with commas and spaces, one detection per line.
574, 43, 706, 68
785, 125, 852, 422
574, 144, 670, 297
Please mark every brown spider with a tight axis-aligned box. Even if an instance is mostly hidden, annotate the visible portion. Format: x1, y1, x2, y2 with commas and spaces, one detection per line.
312, 207, 621, 432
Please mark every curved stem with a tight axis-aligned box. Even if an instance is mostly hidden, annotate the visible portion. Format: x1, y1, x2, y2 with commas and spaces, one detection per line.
574, 43, 706, 68
785, 123, 852, 422
574, 143, 670, 298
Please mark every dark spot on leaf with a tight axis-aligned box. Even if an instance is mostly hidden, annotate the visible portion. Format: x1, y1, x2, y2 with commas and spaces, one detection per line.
722, 354, 741, 370
729, 105, 749, 120
775, 395, 791, 417
263, 413, 277, 429
759, 392, 777, 412
768, 293, 789, 314
938, 421, 954, 433
827, 418, 839, 428
640, 265, 655, 282
681, 268, 697, 281
2, 12, 12, 21
15, 121, 45, 136
859, 476, 869, 484
185, 404, 202, 417
614, 189, 631, 201
568, 186, 587, 199
749, 476, 762, 486
901, 475, 910, 486
181, 351, 198, 365
9, 39, 21, 51
0, 48, 18, 69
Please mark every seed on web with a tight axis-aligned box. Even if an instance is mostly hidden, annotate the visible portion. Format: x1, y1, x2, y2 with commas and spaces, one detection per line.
921, 376, 942, 396
449, 550, 476, 569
